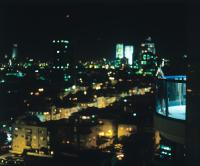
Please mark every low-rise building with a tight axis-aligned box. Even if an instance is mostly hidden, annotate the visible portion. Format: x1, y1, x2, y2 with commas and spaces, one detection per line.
10, 116, 53, 157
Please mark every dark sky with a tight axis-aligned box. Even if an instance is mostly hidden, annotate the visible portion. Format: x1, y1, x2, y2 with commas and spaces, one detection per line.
0, 2, 187, 61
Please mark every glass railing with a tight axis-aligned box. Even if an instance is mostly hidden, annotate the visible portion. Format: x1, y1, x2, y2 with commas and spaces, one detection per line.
156, 76, 186, 120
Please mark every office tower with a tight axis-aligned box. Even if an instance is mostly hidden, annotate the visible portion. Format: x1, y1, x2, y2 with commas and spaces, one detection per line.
141, 36, 156, 54
8, 44, 18, 67
124, 45, 134, 65
52, 40, 71, 67
116, 44, 124, 59
11, 44, 18, 61
139, 37, 157, 75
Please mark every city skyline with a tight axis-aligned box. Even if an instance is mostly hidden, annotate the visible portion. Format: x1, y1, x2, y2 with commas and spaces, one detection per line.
0, 2, 197, 166
0, 3, 187, 61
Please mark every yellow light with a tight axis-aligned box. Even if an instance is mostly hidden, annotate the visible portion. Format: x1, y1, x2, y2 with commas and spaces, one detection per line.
116, 154, 124, 160
109, 77, 115, 80
82, 116, 90, 120
98, 132, 105, 136
106, 130, 113, 137
96, 86, 101, 90
38, 88, 44, 92
50, 151, 54, 155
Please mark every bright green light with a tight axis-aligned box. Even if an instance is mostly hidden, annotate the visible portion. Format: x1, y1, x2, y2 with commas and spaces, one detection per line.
6, 72, 25, 78
64, 74, 71, 81
141, 61, 147, 65
160, 145, 171, 151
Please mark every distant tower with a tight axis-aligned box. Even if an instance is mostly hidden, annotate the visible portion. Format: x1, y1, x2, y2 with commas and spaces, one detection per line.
51, 40, 71, 67
8, 44, 18, 67
116, 44, 124, 59
143, 36, 156, 54
12, 44, 18, 61
139, 37, 157, 75
124, 45, 134, 65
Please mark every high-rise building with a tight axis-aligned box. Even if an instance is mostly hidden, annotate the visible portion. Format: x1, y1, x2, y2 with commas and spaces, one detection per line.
139, 37, 157, 75
51, 40, 71, 67
8, 44, 18, 67
11, 44, 18, 61
116, 44, 124, 59
124, 45, 134, 65
141, 36, 156, 55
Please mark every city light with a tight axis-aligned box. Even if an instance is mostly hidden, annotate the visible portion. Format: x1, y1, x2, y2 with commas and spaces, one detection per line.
38, 88, 44, 92
0, 5, 188, 165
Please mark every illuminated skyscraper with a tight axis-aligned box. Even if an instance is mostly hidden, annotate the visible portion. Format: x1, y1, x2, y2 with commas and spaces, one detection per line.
139, 37, 157, 75
8, 44, 18, 67
124, 45, 134, 65
12, 44, 18, 60
116, 44, 124, 59
141, 36, 156, 55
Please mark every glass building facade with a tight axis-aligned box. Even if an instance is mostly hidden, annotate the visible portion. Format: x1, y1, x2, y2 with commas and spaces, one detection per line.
156, 76, 186, 120
116, 44, 124, 59
124, 45, 134, 65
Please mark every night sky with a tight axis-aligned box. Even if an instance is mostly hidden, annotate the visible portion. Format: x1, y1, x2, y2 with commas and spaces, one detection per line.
0, 2, 187, 62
